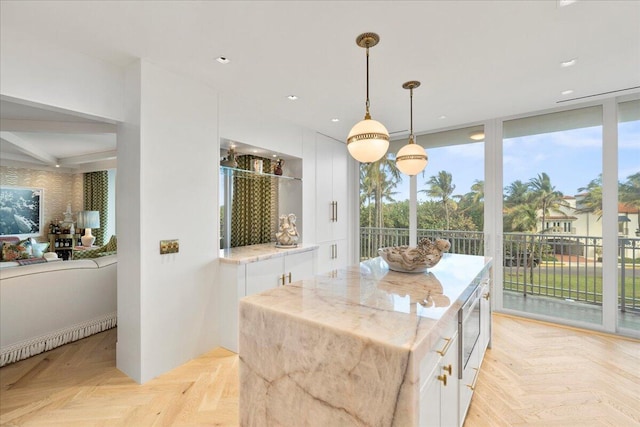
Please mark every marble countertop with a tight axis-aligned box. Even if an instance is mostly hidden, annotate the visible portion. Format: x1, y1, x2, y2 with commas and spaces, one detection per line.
239, 253, 492, 426
241, 253, 491, 356
219, 242, 319, 264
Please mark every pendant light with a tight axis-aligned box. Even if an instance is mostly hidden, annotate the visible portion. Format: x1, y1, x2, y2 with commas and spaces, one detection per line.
347, 32, 389, 163
395, 81, 428, 176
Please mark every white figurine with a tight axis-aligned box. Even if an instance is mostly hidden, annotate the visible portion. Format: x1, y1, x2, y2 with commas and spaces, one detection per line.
276, 213, 299, 247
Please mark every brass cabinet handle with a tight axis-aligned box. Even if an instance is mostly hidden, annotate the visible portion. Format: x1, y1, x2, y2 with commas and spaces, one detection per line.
466, 367, 480, 390
483, 292, 490, 300
442, 364, 452, 375
280, 274, 286, 286
288, 272, 292, 283
435, 337, 453, 356
437, 374, 447, 386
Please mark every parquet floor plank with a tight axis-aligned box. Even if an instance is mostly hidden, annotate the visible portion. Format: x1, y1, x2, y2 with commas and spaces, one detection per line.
1, 314, 638, 426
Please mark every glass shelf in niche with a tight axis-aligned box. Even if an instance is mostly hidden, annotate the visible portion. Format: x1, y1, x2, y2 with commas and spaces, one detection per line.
220, 165, 302, 181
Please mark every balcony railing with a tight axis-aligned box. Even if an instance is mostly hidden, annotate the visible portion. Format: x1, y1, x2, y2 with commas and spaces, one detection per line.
360, 227, 640, 312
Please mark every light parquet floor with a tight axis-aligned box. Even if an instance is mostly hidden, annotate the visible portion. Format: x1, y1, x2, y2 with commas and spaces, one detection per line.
1, 314, 638, 426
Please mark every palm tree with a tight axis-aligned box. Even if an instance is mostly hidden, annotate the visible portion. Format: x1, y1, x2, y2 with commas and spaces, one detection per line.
453, 180, 484, 231
469, 180, 485, 205
619, 172, 640, 233
504, 180, 530, 208
528, 173, 567, 233
509, 203, 539, 232
619, 172, 640, 207
422, 170, 456, 230
503, 180, 533, 232
359, 157, 402, 250
575, 175, 603, 219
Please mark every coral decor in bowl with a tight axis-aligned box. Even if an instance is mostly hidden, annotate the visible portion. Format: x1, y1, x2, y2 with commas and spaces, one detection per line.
378, 238, 451, 273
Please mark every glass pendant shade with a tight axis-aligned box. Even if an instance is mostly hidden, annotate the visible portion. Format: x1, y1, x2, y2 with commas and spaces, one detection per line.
396, 138, 428, 176
347, 32, 389, 163
396, 80, 427, 175
347, 118, 390, 163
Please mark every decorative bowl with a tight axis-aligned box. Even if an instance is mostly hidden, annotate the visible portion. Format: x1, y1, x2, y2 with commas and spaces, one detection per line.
378, 238, 451, 273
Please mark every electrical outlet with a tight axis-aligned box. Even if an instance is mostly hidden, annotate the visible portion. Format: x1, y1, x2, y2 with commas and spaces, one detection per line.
160, 239, 179, 254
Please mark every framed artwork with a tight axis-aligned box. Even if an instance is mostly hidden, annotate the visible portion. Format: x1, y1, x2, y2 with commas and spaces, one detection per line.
0, 186, 44, 238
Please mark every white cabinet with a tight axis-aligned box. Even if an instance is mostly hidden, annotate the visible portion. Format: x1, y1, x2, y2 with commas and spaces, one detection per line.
219, 248, 316, 352
317, 239, 348, 273
459, 272, 491, 425
419, 267, 492, 427
246, 251, 315, 296
419, 324, 459, 427
315, 133, 348, 273
459, 341, 480, 424
479, 277, 491, 356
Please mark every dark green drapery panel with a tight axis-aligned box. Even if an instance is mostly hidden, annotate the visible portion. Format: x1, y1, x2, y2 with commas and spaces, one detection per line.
231, 156, 273, 247
83, 171, 108, 246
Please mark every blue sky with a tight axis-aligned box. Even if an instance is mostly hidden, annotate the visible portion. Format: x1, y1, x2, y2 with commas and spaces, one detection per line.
388, 121, 640, 202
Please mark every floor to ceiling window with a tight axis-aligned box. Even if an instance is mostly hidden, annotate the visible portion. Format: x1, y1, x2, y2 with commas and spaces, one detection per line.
617, 99, 640, 332
356, 95, 638, 338
502, 106, 604, 326
359, 126, 484, 260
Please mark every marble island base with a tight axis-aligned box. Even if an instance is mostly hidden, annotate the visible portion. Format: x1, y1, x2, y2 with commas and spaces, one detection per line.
239, 254, 492, 426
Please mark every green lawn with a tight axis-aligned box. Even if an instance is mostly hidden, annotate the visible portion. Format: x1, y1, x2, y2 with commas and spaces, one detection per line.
503, 270, 638, 306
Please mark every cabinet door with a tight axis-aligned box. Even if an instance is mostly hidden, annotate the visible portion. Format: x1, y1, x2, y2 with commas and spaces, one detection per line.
315, 136, 335, 243
333, 238, 348, 271
246, 257, 284, 296
419, 361, 442, 427
316, 241, 336, 275
331, 141, 348, 241
315, 240, 347, 274
284, 251, 315, 284
479, 278, 491, 355
440, 334, 459, 427
459, 343, 480, 424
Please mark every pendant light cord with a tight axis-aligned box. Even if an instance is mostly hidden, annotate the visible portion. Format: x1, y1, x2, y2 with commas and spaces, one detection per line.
409, 87, 414, 143
365, 47, 371, 119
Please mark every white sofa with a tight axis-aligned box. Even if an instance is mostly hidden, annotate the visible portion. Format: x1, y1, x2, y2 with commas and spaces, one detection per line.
0, 254, 117, 366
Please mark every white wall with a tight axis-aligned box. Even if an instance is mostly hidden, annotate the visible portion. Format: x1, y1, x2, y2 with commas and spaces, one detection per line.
117, 60, 220, 383
0, 30, 124, 122
219, 94, 304, 159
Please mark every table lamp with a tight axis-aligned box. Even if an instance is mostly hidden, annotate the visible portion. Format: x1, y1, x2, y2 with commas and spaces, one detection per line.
77, 210, 100, 247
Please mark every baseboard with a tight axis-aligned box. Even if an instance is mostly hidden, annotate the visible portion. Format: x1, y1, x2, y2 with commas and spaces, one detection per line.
0, 312, 117, 367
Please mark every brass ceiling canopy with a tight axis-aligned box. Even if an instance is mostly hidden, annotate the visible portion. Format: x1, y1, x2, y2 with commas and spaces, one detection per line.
402, 81, 421, 91
355, 32, 380, 49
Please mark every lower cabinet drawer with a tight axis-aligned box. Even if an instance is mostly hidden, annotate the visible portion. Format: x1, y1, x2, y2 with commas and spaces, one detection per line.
459, 342, 481, 423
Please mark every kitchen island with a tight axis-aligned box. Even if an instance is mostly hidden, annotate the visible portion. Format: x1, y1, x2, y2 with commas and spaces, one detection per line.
239, 253, 492, 426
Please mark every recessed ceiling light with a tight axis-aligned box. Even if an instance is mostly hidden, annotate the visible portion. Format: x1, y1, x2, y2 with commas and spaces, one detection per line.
560, 58, 577, 68
287, 95, 298, 101
272, 154, 278, 158
469, 131, 485, 141
331, 118, 340, 122
561, 89, 574, 95
438, 115, 447, 120
216, 56, 230, 64
55, 164, 60, 168
558, 0, 577, 7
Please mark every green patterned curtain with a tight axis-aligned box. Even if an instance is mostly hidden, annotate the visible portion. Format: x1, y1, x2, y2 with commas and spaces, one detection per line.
231, 156, 272, 247
83, 171, 108, 246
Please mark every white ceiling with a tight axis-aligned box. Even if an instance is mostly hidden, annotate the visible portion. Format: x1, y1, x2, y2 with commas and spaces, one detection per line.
1, 0, 639, 169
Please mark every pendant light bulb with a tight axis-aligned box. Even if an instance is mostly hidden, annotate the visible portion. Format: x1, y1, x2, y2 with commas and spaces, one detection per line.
396, 81, 428, 176
347, 33, 389, 163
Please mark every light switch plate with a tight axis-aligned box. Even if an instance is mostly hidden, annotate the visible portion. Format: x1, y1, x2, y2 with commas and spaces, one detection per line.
160, 239, 179, 254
